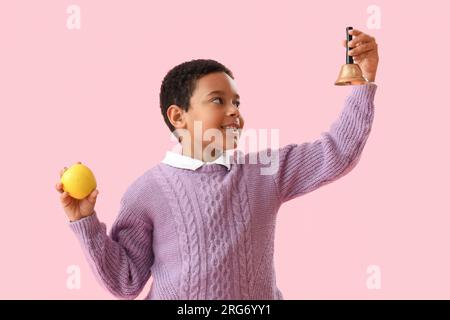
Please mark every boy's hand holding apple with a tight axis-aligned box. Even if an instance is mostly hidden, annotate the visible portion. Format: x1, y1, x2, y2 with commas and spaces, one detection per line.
55, 161, 99, 222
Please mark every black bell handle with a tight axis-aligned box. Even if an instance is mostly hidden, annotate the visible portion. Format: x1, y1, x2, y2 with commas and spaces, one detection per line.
346, 26, 354, 64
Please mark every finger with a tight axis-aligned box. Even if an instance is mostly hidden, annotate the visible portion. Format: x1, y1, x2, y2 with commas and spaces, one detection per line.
87, 189, 99, 204
348, 44, 376, 59
342, 39, 363, 48
354, 52, 370, 64
59, 167, 68, 178
348, 41, 377, 56
60, 192, 72, 207
353, 55, 363, 64
348, 29, 362, 36
55, 182, 64, 193
348, 34, 374, 48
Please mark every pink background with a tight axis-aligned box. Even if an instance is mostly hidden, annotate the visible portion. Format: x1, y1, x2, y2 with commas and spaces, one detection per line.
1, 0, 449, 299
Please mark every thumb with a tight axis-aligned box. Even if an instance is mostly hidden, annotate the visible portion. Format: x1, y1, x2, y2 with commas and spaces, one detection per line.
87, 189, 99, 204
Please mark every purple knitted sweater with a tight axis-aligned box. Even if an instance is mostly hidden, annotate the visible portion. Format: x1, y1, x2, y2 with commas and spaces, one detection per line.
70, 84, 377, 300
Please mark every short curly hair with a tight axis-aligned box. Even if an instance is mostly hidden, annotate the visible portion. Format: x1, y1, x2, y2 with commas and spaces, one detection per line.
159, 59, 234, 132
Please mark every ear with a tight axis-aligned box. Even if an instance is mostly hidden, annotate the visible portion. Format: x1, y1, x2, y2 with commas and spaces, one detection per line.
167, 105, 187, 130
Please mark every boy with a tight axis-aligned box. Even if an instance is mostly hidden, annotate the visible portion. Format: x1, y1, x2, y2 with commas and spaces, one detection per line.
56, 29, 378, 299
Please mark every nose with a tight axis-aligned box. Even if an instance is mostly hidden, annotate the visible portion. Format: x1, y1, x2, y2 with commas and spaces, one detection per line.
226, 103, 240, 118
225, 103, 244, 128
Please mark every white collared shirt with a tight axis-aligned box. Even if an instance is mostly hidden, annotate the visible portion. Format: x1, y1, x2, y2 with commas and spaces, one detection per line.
161, 150, 232, 171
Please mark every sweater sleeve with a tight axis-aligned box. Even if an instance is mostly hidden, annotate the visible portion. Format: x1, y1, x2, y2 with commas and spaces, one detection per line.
272, 83, 377, 203
69, 190, 154, 299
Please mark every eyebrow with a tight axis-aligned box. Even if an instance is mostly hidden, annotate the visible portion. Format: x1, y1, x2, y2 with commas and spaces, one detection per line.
206, 90, 240, 99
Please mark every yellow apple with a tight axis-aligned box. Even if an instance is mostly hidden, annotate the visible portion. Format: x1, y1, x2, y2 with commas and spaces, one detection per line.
60, 163, 97, 200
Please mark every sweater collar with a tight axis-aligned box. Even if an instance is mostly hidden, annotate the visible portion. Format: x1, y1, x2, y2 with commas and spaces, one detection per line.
161, 150, 232, 171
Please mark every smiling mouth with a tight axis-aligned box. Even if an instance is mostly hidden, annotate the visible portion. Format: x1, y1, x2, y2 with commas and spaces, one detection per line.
221, 121, 240, 128
220, 125, 240, 134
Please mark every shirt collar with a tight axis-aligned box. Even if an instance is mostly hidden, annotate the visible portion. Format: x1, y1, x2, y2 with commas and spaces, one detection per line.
161, 150, 232, 171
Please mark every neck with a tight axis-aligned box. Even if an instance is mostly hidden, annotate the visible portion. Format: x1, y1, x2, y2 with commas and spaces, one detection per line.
181, 144, 223, 162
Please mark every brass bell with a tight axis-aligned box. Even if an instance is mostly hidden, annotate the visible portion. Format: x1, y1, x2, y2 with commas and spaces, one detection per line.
335, 26, 368, 86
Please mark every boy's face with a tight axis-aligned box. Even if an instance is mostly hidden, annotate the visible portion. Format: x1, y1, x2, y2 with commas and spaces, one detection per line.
169, 72, 244, 159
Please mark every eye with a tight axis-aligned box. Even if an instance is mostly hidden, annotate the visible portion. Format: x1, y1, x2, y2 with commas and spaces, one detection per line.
212, 97, 223, 104
211, 97, 240, 108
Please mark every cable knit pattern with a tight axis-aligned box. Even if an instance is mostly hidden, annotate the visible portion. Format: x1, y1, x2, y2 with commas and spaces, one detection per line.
69, 83, 377, 299
230, 167, 254, 299
157, 167, 201, 300
201, 174, 231, 299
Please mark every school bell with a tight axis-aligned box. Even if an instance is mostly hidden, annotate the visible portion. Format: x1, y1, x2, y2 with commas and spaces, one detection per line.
335, 26, 368, 86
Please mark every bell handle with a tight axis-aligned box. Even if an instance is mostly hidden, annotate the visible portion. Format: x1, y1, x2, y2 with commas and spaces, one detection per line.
346, 26, 354, 64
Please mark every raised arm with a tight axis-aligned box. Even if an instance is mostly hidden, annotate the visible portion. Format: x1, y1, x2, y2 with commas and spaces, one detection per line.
272, 83, 377, 203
